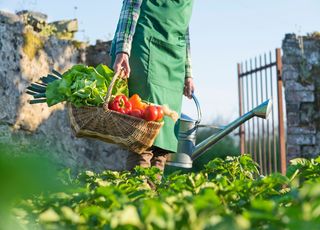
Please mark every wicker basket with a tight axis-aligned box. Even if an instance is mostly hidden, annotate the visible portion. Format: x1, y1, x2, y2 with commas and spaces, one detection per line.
68, 70, 164, 154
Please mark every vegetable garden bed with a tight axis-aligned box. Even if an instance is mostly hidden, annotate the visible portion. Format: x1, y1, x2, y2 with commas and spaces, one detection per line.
6, 155, 320, 229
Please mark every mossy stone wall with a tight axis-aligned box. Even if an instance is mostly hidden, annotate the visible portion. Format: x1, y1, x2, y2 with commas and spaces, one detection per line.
282, 33, 320, 160
0, 10, 127, 172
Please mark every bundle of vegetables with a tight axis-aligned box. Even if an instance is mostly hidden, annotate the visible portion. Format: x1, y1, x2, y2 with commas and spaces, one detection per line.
27, 64, 128, 107
108, 94, 178, 122
27, 64, 177, 152
27, 63, 178, 122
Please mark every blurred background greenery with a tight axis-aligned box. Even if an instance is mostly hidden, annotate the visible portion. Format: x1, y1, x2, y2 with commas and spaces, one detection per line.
193, 128, 239, 171
0, 143, 67, 228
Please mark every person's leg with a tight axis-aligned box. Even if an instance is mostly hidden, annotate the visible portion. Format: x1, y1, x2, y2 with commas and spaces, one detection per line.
125, 150, 153, 171
125, 147, 169, 171
151, 147, 168, 172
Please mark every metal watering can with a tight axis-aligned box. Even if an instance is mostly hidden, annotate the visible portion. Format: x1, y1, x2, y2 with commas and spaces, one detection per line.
166, 95, 273, 168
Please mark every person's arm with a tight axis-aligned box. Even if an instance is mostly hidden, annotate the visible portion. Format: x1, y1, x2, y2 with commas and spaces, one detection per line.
114, 0, 142, 56
184, 27, 195, 99
185, 28, 192, 78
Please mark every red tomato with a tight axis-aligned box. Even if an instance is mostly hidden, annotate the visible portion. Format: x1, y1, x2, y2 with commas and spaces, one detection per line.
143, 105, 159, 121
156, 106, 164, 121
128, 109, 143, 118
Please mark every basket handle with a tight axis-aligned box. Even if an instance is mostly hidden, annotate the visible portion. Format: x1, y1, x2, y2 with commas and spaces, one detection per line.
103, 69, 125, 110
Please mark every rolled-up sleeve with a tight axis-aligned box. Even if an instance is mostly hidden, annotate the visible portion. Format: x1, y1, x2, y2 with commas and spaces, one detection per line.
185, 28, 193, 78
114, 0, 142, 55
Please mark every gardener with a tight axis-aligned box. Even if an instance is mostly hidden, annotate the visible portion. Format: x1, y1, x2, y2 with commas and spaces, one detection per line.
110, 0, 195, 172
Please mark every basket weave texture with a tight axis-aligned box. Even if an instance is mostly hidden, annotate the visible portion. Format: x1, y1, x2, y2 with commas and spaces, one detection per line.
68, 70, 164, 154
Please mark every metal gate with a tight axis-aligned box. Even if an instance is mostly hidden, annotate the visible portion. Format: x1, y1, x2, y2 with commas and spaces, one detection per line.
237, 48, 286, 175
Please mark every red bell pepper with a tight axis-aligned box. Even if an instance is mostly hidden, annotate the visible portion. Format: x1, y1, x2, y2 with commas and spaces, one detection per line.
109, 95, 132, 114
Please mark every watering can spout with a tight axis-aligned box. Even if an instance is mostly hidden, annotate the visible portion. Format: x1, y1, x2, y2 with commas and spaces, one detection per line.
166, 99, 273, 169
251, 99, 273, 119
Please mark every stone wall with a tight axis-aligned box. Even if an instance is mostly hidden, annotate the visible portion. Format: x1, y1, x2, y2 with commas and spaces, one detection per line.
0, 10, 128, 172
282, 33, 320, 161
86, 40, 112, 67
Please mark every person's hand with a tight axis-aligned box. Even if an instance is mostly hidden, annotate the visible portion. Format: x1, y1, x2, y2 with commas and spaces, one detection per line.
184, 77, 195, 99
113, 52, 130, 78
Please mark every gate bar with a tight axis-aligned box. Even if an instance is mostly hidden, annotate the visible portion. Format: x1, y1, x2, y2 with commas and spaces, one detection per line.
237, 48, 287, 175
276, 48, 287, 175
237, 63, 245, 154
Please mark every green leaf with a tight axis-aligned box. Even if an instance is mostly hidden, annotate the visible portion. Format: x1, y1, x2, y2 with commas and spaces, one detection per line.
43, 64, 128, 107
46, 80, 66, 106
110, 205, 142, 228
95, 64, 114, 84
251, 199, 275, 212
290, 158, 309, 166
39, 208, 60, 222
61, 206, 84, 224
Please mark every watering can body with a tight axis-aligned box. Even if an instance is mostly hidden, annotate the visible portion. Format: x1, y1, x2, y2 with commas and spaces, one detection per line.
173, 114, 198, 168
167, 95, 273, 169
176, 114, 198, 156
170, 95, 202, 168
178, 94, 202, 145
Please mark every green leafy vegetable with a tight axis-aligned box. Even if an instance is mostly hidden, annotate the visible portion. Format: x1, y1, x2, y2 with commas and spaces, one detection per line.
45, 64, 128, 107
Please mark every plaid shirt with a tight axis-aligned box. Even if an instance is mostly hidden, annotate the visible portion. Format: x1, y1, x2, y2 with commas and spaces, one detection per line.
112, 0, 193, 78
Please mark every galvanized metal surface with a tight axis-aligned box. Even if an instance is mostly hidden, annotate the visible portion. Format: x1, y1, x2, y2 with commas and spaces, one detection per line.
166, 95, 201, 168
166, 99, 272, 168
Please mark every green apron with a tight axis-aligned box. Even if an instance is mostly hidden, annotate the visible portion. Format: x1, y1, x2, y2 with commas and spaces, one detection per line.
113, 0, 194, 152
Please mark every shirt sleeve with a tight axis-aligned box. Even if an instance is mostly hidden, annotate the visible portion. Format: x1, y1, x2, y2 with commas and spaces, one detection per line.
114, 0, 142, 55
185, 27, 193, 78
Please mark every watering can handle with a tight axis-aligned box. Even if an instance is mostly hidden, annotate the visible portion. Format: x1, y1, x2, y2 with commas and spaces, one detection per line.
192, 94, 202, 125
